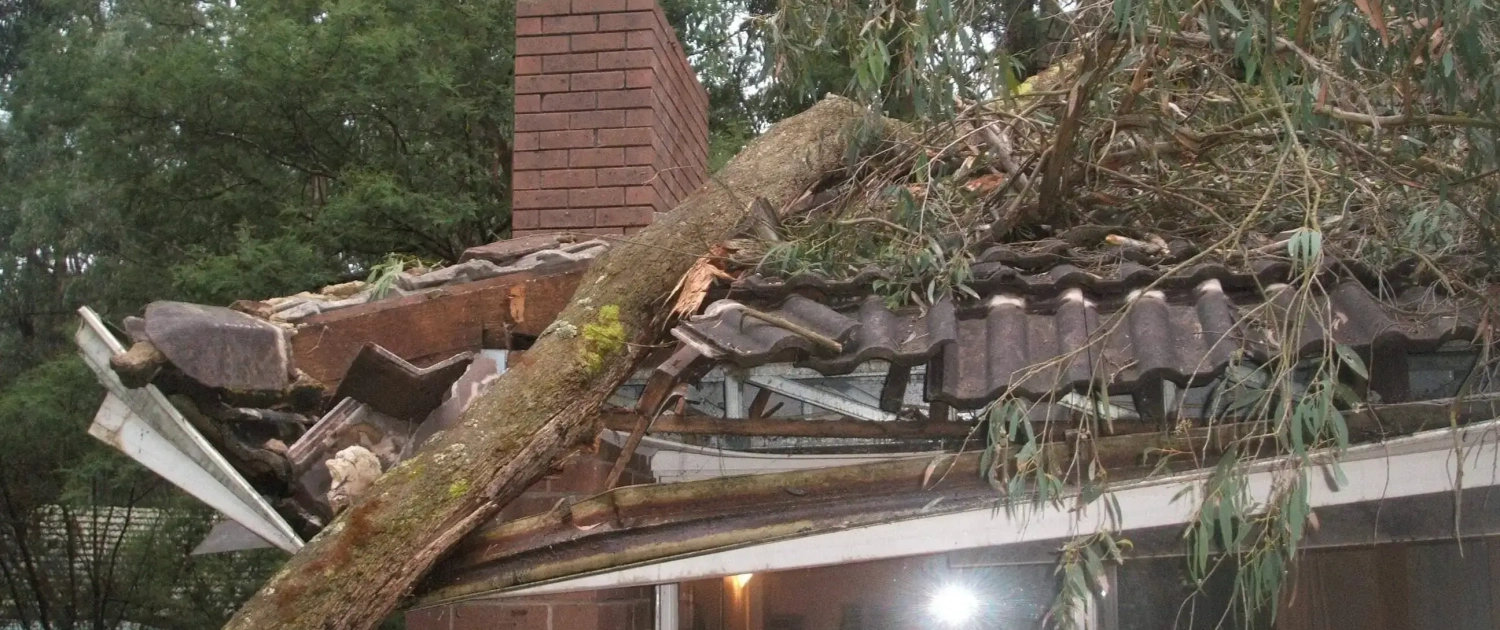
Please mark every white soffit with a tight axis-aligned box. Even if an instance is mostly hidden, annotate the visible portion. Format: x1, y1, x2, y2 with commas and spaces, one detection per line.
510, 419, 1500, 596
76, 307, 303, 553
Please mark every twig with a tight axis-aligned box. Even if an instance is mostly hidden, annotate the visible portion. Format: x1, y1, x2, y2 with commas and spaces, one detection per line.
1078, 159, 1230, 224
977, 122, 1031, 190
1313, 105, 1500, 130
730, 305, 843, 353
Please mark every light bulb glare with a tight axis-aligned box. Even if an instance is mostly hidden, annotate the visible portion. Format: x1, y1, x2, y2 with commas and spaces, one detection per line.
929, 584, 981, 625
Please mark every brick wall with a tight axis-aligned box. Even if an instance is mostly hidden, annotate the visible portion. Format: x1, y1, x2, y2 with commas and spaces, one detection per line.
406, 588, 655, 630
407, 442, 656, 629
512, 0, 710, 237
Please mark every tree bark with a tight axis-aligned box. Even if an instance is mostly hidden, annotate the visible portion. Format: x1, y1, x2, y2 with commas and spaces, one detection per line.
221, 95, 869, 630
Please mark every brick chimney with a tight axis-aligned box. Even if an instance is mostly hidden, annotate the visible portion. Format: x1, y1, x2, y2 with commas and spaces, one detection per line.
512, 0, 710, 237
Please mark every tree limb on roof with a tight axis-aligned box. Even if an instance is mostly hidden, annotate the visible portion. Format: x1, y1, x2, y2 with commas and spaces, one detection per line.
219, 94, 877, 630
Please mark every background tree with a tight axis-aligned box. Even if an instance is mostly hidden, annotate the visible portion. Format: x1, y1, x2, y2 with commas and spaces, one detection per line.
0, 357, 287, 629
2, 0, 514, 624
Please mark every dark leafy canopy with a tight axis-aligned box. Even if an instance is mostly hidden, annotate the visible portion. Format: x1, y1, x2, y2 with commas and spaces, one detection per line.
2, 0, 513, 625
0, 357, 286, 629
2, 0, 517, 372
730, 1, 1499, 628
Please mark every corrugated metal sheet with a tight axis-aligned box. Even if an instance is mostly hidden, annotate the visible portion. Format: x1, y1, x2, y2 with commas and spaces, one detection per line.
676, 273, 1479, 408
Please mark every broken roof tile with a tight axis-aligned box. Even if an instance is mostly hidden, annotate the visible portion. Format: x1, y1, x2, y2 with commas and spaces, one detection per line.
143, 301, 291, 392
460, 233, 575, 265
675, 277, 1479, 408
729, 249, 1390, 302
332, 344, 474, 421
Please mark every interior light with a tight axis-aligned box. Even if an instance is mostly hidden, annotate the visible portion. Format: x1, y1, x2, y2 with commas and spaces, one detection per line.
731, 573, 754, 589
929, 584, 981, 625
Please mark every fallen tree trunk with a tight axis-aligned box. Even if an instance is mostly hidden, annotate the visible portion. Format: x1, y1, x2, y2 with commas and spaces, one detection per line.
222, 95, 870, 630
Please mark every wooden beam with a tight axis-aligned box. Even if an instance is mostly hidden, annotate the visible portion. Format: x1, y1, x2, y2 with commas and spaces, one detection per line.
601, 412, 981, 439
289, 262, 586, 389
878, 364, 911, 413
605, 345, 709, 491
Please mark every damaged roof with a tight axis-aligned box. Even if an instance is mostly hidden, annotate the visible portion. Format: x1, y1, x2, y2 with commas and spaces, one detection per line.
83, 234, 610, 543
676, 251, 1480, 407
71, 222, 1496, 600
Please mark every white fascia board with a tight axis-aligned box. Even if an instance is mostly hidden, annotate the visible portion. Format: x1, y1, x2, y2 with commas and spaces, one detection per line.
499, 420, 1500, 596
75, 307, 303, 552
600, 429, 933, 482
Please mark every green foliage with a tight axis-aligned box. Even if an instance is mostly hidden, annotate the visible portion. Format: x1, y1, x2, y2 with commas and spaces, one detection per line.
1048, 532, 1131, 629
762, 0, 1063, 121
1, 0, 519, 622
0, 358, 283, 628
1, 0, 517, 382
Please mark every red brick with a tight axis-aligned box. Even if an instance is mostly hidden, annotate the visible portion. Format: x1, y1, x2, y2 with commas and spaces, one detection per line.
514, 190, 569, 210
597, 166, 652, 186
573, 0, 627, 12
598, 11, 655, 31
571, 32, 626, 52
450, 603, 546, 630
624, 108, 653, 126
517, 0, 570, 16
598, 49, 653, 69
598, 88, 651, 109
540, 208, 597, 228
514, 94, 541, 114
624, 186, 658, 206
626, 29, 655, 49
624, 68, 653, 88
513, 132, 540, 152
515, 34, 569, 56
569, 109, 626, 129
516, 74, 569, 95
538, 129, 595, 150
513, 171, 539, 190
511, 209, 541, 230
553, 604, 600, 628
598, 601, 652, 628
514, 149, 567, 170
541, 53, 597, 73
542, 91, 596, 111
536, 169, 597, 189
570, 70, 625, 91
597, 206, 654, 227
517, 17, 543, 35
570, 147, 624, 168
624, 145, 653, 165
541, 14, 596, 34
598, 127, 652, 146
575, 226, 626, 236
625, 0, 652, 9
514, 112, 569, 132
515, 55, 542, 75
569, 187, 624, 206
